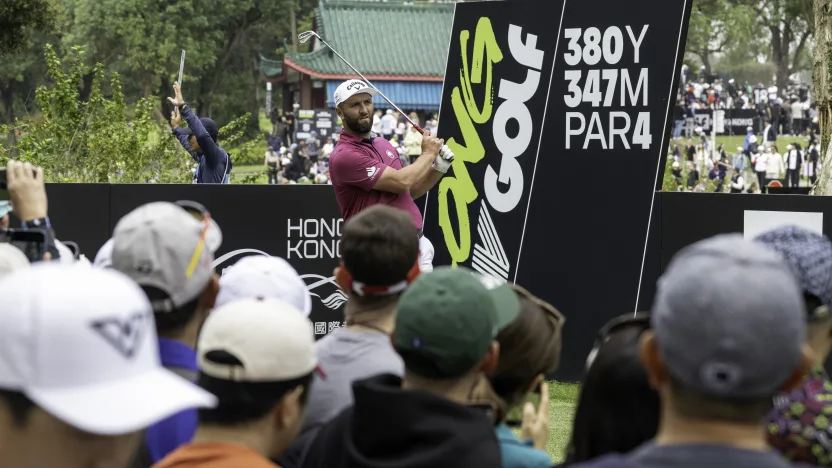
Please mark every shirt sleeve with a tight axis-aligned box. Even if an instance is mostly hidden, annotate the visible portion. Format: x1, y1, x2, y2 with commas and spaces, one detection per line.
331, 149, 388, 192
182, 106, 225, 168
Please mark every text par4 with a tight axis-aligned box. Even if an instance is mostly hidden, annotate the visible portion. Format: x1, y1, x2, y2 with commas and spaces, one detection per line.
562, 25, 653, 151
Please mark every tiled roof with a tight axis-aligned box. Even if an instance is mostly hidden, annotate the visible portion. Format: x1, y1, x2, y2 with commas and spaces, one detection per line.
283, 1, 454, 80
260, 54, 283, 79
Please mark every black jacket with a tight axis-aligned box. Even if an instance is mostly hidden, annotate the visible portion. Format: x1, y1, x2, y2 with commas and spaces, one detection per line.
301, 374, 501, 468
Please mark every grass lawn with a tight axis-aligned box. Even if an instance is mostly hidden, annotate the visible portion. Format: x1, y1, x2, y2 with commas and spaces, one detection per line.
508, 381, 580, 463
671, 134, 810, 153
546, 381, 580, 462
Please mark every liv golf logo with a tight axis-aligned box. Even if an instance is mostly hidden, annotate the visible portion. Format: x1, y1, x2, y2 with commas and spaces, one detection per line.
438, 17, 546, 281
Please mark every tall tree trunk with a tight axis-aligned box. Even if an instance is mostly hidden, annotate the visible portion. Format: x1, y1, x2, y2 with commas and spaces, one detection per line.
1, 82, 16, 148
290, 0, 298, 52
812, 0, 832, 194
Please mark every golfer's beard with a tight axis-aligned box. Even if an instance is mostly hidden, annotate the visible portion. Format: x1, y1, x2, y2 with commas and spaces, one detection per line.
345, 114, 372, 134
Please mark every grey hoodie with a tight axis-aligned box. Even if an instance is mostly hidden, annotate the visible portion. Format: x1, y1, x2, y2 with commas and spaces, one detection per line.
302, 328, 404, 431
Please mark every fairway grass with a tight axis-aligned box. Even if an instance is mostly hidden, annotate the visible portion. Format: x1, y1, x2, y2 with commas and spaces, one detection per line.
546, 381, 580, 462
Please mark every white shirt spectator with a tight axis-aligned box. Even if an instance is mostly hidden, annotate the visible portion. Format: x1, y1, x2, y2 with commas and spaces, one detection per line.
372, 113, 382, 135
754, 153, 769, 172
380, 112, 396, 135
792, 101, 804, 120
788, 150, 800, 170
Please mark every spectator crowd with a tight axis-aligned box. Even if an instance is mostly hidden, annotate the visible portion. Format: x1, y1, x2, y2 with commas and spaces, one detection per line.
3, 158, 832, 468
263, 110, 438, 185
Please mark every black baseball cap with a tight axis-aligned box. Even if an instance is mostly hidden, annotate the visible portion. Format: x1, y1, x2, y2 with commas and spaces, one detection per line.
182, 117, 219, 141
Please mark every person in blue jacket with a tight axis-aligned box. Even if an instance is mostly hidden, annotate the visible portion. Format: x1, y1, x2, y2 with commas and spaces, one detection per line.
168, 83, 230, 184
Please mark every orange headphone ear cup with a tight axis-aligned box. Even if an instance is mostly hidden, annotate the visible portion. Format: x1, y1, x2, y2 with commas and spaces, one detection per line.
335, 266, 353, 293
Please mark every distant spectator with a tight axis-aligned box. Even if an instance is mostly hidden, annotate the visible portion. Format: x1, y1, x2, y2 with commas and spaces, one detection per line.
380, 109, 396, 139
404, 125, 423, 165
111, 201, 222, 465
753, 148, 769, 194
573, 235, 811, 468
265, 146, 281, 185
321, 137, 335, 160
153, 298, 319, 468
307, 131, 320, 163
168, 83, 230, 184
729, 170, 745, 194
0, 264, 215, 468
301, 267, 518, 468
564, 313, 658, 465
757, 226, 832, 467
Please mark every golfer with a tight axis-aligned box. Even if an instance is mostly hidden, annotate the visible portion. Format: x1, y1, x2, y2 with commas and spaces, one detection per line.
329, 80, 451, 272
168, 83, 231, 184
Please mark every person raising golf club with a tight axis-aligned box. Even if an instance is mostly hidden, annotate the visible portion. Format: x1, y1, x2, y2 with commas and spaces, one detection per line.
330, 80, 453, 272
168, 83, 231, 184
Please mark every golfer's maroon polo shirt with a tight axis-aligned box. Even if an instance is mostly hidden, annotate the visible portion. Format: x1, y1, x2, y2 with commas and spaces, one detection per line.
329, 131, 423, 229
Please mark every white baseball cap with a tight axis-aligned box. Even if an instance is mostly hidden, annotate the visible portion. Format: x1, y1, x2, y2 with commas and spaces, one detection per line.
93, 238, 115, 268
198, 298, 318, 382
0, 243, 29, 279
216, 256, 312, 316
333, 80, 377, 107
0, 263, 217, 435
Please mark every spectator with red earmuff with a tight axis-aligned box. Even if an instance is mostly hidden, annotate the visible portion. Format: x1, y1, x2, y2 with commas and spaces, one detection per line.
278, 205, 420, 468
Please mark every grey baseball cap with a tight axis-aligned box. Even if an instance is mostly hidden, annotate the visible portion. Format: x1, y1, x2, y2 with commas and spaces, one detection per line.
754, 225, 832, 318
111, 202, 222, 313
652, 234, 805, 399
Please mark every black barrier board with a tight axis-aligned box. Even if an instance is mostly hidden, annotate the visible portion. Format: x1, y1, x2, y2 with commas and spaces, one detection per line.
424, 0, 692, 380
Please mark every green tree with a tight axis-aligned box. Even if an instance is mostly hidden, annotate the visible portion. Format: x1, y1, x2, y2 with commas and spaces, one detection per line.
685, 0, 758, 75
730, 0, 813, 90
0, 44, 262, 183
0, 0, 53, 55
1, 45, 192, 182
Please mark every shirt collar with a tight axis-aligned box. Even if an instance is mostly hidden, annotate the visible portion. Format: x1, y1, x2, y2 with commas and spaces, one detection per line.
158, 338, 198, 372
339, 130, 373, 144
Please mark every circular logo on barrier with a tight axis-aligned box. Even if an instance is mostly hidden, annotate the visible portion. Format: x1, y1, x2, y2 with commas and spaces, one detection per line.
212, 249, 347, 311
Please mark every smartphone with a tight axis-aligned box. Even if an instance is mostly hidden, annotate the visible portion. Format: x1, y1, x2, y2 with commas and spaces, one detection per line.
7, 229, 47, 263
504, 383, 542, 427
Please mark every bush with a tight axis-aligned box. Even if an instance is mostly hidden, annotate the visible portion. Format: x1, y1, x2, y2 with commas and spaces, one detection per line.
0, 44, 259, 183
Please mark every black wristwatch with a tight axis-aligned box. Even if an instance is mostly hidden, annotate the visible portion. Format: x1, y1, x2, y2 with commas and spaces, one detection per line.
21, 217, 51, 230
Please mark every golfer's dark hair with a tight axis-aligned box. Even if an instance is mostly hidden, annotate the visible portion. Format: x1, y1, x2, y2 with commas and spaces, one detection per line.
565, 324, 658, 465
0, 389, 36, 427
340, 205, 419, 306
197, 350, 314, 426
142, 286, 204, 334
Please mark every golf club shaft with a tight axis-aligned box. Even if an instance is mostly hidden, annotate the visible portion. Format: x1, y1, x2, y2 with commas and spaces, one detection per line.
178, 50, 186, 87
316, 36, 424, 134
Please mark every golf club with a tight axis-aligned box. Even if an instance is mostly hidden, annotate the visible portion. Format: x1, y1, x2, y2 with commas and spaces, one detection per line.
298, 30, 425, 133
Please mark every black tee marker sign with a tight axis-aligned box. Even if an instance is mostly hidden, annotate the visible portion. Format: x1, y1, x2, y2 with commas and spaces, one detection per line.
423, 0, 692, 380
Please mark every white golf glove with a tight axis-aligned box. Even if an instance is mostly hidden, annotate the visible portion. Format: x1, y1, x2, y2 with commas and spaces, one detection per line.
432, 145, 455, 173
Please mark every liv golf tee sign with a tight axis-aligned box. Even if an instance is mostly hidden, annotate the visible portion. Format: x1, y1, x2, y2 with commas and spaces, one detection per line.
423, 0, 692, 380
